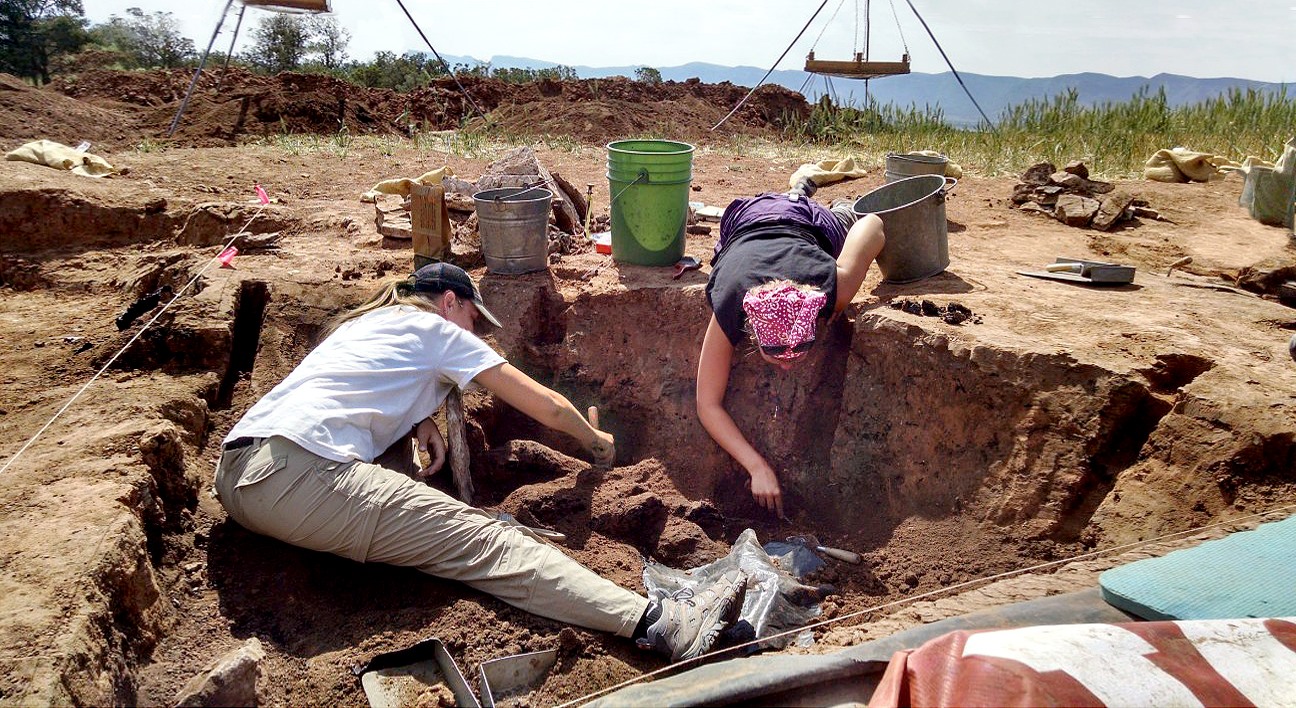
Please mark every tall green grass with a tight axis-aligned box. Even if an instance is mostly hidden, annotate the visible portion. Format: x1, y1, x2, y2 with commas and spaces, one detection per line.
786, 86, 1296, 179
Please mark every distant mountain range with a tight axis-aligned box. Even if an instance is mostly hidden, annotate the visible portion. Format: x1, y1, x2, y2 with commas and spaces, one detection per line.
439, 53, 1290, 127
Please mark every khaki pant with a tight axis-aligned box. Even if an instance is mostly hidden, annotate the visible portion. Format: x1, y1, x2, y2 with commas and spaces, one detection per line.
214, 436, 647, 637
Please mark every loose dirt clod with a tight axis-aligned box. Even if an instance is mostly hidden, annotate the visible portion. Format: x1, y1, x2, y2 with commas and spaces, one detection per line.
890, 298, 982, 325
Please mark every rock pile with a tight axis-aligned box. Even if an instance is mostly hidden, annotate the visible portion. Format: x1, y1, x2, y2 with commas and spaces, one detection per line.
374, 146, 594, 267
1011, 161, 1158, 231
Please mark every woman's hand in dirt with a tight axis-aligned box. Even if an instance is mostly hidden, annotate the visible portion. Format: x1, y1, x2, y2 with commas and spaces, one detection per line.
587, 406, 616, 466
747, 463, 785, 518
415, 417, 446, 478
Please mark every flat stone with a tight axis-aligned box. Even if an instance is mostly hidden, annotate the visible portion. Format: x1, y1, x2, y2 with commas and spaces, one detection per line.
445, 193, 475, 213
1093, 192, 1135, 231
174, 638, 265, 708
1021, 162, 1055, 186
1079, 177, 1116, 195
1049, 171, 1084, 189
1054, 193, 1100, 227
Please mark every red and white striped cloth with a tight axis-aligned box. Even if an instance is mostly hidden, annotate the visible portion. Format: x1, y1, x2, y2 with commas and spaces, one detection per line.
868, 617, 1296, 707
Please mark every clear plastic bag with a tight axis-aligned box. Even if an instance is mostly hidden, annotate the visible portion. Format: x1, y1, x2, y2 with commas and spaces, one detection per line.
643, 529, 829, 652
761, 540, 826, 578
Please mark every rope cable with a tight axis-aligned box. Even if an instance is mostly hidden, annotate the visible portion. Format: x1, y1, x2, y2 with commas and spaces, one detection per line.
796, 71, 815, 97
393, 0, 489, 125
862, 0, 870, 59
710, 0, 831, 132
888, 0, 909, 52
852, 0, 859, 56
554, 503, 1296, 707
903, 0, 994, 128
0, 203, 268, 477
808, 0, 848, 56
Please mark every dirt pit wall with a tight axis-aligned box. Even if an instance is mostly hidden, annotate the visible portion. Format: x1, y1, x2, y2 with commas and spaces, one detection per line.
473, 273, 1295, 549
6, 258, 1292, 705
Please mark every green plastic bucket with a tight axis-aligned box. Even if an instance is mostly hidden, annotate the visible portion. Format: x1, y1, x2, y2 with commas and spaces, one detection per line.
606, 139, 695, 266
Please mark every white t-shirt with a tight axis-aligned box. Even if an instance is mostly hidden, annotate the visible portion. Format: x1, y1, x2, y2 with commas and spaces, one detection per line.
226, 305, 506, 463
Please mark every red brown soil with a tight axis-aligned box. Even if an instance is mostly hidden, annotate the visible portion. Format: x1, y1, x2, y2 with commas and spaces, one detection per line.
1, 69, 1294, 706
24, 68, 805, 150
0, 73, 141, 150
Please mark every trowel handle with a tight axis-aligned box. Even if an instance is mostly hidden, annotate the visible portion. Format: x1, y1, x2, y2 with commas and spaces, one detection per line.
817, 545, 862, 564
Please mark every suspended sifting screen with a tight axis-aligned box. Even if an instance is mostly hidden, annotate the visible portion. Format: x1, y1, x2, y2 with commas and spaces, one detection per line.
804, 51, 911, 80
240, 0, 332, 13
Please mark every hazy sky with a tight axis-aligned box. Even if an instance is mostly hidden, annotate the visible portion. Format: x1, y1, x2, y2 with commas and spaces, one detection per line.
84, 1, 1295, 83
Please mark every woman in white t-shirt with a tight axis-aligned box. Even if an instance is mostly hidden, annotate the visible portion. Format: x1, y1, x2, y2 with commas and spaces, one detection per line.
214, 262, 745, 663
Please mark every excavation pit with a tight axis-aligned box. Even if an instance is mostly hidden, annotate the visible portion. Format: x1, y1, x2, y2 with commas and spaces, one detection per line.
1, 144, 1294, 706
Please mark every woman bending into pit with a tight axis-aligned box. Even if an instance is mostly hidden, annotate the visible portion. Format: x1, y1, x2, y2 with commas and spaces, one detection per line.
697, 180, 885, 517
215, 262, 744, 662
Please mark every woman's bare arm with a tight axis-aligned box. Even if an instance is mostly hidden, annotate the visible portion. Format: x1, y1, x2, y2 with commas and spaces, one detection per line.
474, 362, 614, 464
834, 213, 885, 313
696, 315, 784, 516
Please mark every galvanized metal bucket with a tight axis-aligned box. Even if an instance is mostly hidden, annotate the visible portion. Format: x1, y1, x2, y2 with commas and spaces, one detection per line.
884, 152, 949, 183
473, 187, 553, 274
853, 174, 955, 283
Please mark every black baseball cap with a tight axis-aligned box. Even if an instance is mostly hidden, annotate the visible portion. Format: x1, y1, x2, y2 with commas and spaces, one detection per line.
411, 262, 502, 328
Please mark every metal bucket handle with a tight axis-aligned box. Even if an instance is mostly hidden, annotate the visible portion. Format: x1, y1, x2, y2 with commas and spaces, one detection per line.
493, 180, 548, 202
937, 177, 959, 202
610, 169, 649, 204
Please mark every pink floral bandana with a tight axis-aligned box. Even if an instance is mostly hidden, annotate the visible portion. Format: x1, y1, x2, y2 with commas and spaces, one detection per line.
742, 284, 826, 360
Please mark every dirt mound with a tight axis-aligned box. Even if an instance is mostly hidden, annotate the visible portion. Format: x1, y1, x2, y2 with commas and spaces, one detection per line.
44, 69, 807, 147
0, 72, 138, 151
51, 67, 206, 108
480, 78, 806, 142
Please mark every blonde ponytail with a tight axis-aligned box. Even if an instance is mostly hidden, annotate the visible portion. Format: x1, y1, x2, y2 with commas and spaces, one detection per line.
321, 277, 444, 338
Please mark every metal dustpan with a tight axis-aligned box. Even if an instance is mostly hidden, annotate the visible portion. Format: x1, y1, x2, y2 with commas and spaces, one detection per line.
478, 649, 558, 708
353, 637, 479, 707
1018, 257, 1136, 285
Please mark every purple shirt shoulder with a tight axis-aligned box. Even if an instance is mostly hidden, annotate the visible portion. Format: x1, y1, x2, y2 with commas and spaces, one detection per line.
717, 193, 847, 256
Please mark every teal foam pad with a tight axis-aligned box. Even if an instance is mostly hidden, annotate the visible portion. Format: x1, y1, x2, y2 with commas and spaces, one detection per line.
1099, 515, 1296, 620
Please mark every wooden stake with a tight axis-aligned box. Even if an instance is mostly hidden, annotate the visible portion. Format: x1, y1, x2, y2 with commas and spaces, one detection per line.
445, 386, 473, 502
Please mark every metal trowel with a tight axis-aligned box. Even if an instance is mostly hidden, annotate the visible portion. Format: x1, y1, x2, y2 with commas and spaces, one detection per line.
787, 534, 862, 564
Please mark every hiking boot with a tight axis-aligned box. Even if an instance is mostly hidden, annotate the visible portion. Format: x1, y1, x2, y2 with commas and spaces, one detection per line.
638, 570, 747, 662
788, 176, 819, 199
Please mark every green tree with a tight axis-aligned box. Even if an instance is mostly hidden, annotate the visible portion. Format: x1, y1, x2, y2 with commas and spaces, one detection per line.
634, 66, 662, 84
347, 50, 449, 91
306, 15, 348, 70
0, 0, 88, 83
540, 64, 576, 80
243, 13, 310, 74
91, 7, 194, 69
491, 64, 575, 84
